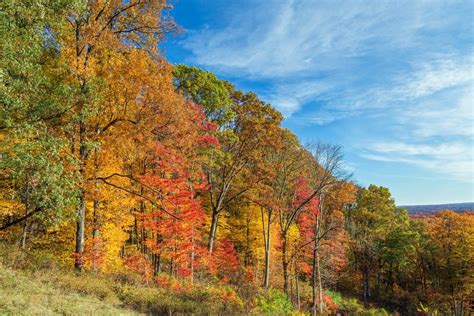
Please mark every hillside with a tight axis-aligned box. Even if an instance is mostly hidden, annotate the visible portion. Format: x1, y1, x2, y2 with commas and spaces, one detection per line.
0, 264, 138, 315
0, 244, 392, 316
402, 202, 474, 213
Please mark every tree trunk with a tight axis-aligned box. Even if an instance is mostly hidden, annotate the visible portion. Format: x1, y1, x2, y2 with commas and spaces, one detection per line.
282, 232, 289, 295
21, 185, 30, 250
363, 268, 369, 306
157, 254, 162, 274
91, 150, 100, 273
139, 199, 147, 255
245, 214, 251, 267
316, 214, 323, 314
208, 210, 219, 253
263, 237, 271, 288
376, 258, 383, 295
75, 119, 87, 273
191, 230, 195, 284
262, 207, 272, 288
295, 262, 301, 311
154, 233, 163, 275
92, 199, 99, 273
75, 189, 86, 272
316, 249, 323, 314
312, 213, 324, 315
453, 299, 464, 316
312, 246, 317, 316
21, 218, 29, 250
385, 262, 393, 293
290, 267, 294, 305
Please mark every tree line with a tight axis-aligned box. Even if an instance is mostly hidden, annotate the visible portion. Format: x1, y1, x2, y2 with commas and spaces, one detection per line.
0, 1, 472, 314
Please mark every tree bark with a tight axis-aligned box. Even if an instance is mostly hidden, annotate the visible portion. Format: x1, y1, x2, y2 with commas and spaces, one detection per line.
282, 232, 289, 294
21, 218, 29, 250
191, 228, 195, 284
316, 248, 323, 314
0, 207, 42, 231
245, 214, 251, 267
261, 207, 272, 288
312, 211, 323, 315
75, 188, 86, 272
73, 19, 88, 273
20, 185, 30, 250
139, 200, 147, 255
154, 233, 163, 275
316, 214, 323, 315
92, 199, 99, 273
362, 267, 370, 306
295, 262, 301, 311
208, 210, 219, 253
312, 246, 318, 316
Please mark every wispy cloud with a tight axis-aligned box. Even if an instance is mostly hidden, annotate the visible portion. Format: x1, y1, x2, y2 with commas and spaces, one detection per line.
262, 80, 333, 116
361, 140, 474, 182
181, 1, 471, 126
395, 57, 473, 99
355, 66, 473, 183
182, 1, 459, 78
369, 142, 468, 157
399, 85, 474, 138
302, 55, 474, 121
176, 0, 474, 185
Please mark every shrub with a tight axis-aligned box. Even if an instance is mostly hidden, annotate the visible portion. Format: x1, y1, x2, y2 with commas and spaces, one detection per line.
116, 283, 245, 315
326, 290, 391, 315
118, 285, 180, 314
253, 289, 295, 315
109, 269, 144, 286
55, 274, 118, 303
339, 297, 365, 314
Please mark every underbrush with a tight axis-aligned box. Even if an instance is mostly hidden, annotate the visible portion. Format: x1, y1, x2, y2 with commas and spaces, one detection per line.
0, 264, 138, 315
0, 243, 246, 315
327, 290, 390, 315
253, 288, 297, 315
0, 243, 397, 315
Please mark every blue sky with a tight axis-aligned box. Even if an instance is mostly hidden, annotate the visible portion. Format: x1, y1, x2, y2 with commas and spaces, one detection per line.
162, 0, 474, 205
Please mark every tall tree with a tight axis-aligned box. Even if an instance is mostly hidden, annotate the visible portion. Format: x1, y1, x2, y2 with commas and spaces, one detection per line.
58, 0, 177, 272
173, 65, 234, 126
0, 0, 81, 235
278, 141, 345, 294
205, 91, 282, 253
346, 184, 398, 305
427, 211, 474, 315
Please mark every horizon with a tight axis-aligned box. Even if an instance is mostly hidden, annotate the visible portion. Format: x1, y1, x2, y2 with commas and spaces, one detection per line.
162, 0, 474, 205
398, 201, 474, 207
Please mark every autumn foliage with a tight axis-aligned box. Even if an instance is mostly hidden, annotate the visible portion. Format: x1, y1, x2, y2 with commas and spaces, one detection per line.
0, 1, 472, 315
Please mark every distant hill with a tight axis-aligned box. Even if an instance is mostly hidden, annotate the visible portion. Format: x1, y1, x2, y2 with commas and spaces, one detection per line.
400, 202, 474, 214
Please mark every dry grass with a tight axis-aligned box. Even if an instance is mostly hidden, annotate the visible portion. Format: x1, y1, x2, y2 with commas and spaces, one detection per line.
0, 264, 140, 315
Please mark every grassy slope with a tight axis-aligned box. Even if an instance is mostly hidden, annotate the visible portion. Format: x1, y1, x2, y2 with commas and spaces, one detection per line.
0, 241, 391, 316
0, 265, 140, 316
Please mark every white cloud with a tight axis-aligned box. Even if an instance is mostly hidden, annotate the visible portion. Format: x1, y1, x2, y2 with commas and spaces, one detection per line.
399, 57, 473, 99
400, 86, 474, 138
183, 1, 444, 78
356, 79, 474, 183
263, 79, 333, 116
176, 0, 474, 185
295, 55, 474, 132
370, 142, 467, 157
362, 141, 474, 182
325, 55, 474, 112
181, 0, 471, 121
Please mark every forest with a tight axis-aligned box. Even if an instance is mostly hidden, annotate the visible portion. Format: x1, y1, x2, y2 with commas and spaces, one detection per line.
0, 1, 473, 315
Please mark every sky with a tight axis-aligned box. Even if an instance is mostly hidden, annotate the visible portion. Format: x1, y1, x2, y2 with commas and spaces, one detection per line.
161, 0, 474, 205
